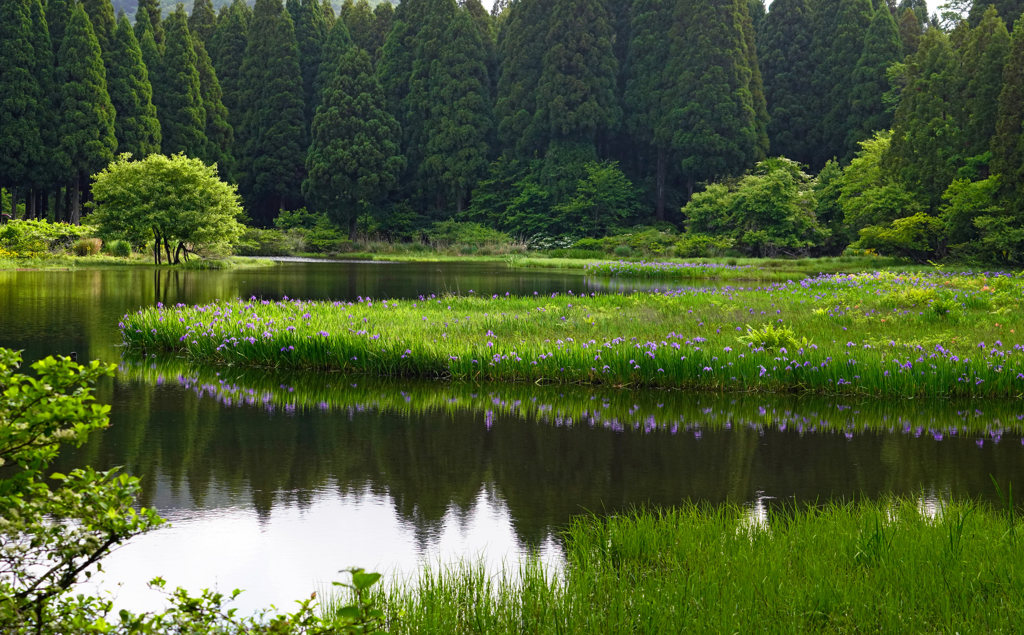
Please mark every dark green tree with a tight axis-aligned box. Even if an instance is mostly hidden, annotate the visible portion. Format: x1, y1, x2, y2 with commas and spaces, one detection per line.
847, 4, 902, 151
464, 0, 497, 97
623, 0, 674, 219
961, 6, 1010, 157
83, 0, 116, 54
154, 7, 207, 157
898, 8, 921, 56
108, 14, 162, 157
295, 0, 328, 132
135, 0, 163, 45
760, 0, 816, 166
28, 0, 57, 207
405, 0, 458, 209
136, 11, 164, 136
303, 46, 404, 239
0, 0, 43, 216
55, 3, 117, 223
211, 0, 249, 167
740, 0, 769, 161
47, 0, 73, 58
992, 10, 1024, 213
343, 0, 376, 52
314, 17, 352, 117
493, 0, 552, 158
420, 8, 494, 212
322, 0, 336, 28
968, 0, 1024, 27
189, 0, 218, 44
194, 37, 233, 175
821, 0, 873, 163
372, 1, 394, 59
534, 0, 620, 151
668, 0, 757, 196
886, 28, 964, 210
238, 0, 307, 220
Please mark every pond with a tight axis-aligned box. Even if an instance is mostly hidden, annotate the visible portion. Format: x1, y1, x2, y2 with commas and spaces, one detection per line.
2, 261, 1021, 612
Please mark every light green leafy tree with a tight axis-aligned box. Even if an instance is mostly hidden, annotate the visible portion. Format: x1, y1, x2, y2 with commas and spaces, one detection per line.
90, 153, 244, 264
554, 161, 639, 238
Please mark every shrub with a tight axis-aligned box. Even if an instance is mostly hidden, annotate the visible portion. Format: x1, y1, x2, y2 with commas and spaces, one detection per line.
428, 220, 511, 246
613, 245, 633, 257
72, 237, 102, 256
737, 322, 811, 351
674, 234, 735, 258
234, 228, 306, 256
0, 219, 84, 253
108, 239, 131, 258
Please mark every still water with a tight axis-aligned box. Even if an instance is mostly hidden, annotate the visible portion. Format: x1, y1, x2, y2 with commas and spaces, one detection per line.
1, 261, 1021, 612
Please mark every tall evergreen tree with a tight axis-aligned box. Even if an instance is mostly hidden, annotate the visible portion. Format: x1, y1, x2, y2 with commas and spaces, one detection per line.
83, 0, 116, 54
314, 17, 353, 118
295, 0, 328, 132
0, 0, 43, 216
493, 0, 552, 158
898, 8, 921, 56
992, 11, 1024, 211
886, 28, 963, 209
189, 0, 218, 44
304, 46, 404, 238
624, 0, 675, 219
238, 0, 307, 220
322, 0, 336, 28
154, 6, 207, 157
961, 6, 1010, 157
194, 36, 233, 174
344, 0, 377, 54
47, 0, 73, 58
28, 0, 57, 200
464, 0, 497, 98
55, 2, 117, 223
212, 0, 249, 162
136, 10, 164, 126
372, 1, 393, 56
405, 0, 459, 208
760, 0, 816, 166
820, 0, 873, 163
968, 0, 1024, 27
847, 4, 902, 152
135, 0, 163, 44
534, 0, 620, 152
420, 7, 494, 212
376, 17, 411, 119
108, 14, 162, 157
740, 0, 770, 161
668, 0, 757, 195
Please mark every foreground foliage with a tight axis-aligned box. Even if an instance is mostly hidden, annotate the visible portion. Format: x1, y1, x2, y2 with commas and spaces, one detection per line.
0, 348, 388, 634
349, 499, 1024, 633
121, 270, 1024, 396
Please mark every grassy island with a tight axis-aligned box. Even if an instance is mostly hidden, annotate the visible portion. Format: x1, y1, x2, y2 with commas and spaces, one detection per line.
121, 270, 1024, 397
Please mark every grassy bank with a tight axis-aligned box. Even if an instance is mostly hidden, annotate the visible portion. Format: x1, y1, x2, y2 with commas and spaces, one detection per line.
119, 354, 1024, 438
120, 270, 1024, 397
0, 253, 277, 270
334, 499, 1024, 633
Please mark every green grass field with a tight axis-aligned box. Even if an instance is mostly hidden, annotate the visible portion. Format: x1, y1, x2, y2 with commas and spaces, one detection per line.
325, 499, 1024, 634
121, 270, 1024, 397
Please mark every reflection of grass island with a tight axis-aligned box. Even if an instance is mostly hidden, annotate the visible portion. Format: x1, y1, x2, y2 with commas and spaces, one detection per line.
123, 270, 1024, 397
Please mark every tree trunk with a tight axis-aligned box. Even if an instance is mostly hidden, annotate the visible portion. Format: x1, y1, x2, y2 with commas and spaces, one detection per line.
70, 177, 81, 225
27, 189, 37, 219
10, 186, 17, 220
163, 236, 172, 265
153, 232, 161, 265
349, 216, 357, 242
655, 147, 666, 223
40, 190, 48, 221
686, 176, 694, 203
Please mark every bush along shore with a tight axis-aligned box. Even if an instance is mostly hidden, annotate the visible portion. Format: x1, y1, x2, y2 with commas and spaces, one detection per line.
334, 500, 1024, 634
120, 355, 1024, 440
120, 270, 1024, 397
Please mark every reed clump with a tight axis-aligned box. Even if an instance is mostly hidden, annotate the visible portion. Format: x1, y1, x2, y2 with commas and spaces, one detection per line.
120, 270, 1024, 397
332, 499, 1024, 634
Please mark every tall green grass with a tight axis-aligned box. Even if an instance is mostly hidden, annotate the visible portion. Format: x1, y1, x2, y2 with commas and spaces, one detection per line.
330, 499, 1024, 633
120, 270, 1024, 397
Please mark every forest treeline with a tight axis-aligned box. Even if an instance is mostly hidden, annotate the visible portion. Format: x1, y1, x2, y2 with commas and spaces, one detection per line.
1, 0, 1023, 261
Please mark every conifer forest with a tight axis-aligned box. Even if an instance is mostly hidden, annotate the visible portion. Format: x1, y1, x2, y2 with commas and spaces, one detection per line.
1, 0, 1024, 261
